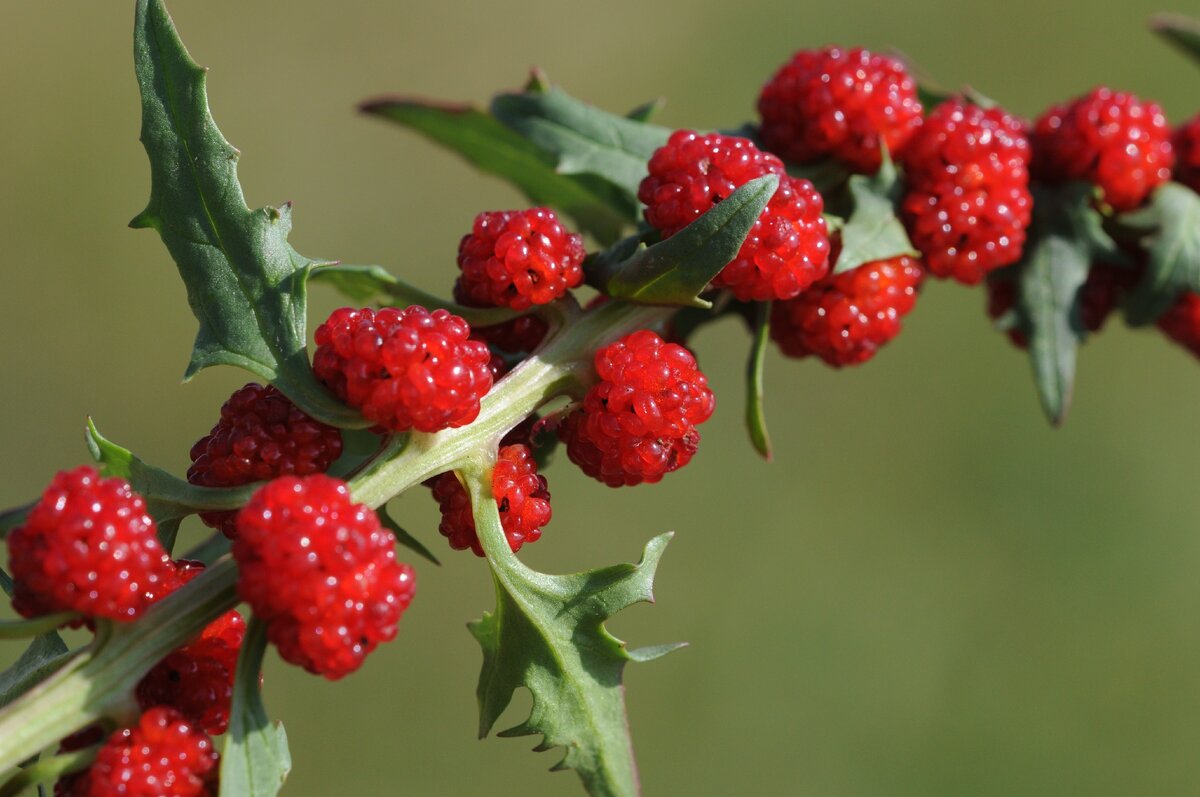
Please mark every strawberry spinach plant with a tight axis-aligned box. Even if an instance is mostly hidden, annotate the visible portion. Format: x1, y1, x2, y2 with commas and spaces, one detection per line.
3, 2, 1200, 795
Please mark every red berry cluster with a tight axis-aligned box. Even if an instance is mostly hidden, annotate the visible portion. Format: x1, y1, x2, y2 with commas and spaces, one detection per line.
560, 330, 715, 487
1033, 87, 1174, 211
7, 466, 172, 623
187, 382, 343, 538
233, 474, 416, 679
429, 444, 551, 557
757, 46, 923, 174
1174, 113, 1200, 194
639, 130, 830, 301
902, 100, 1033, 284
56, 707, 218, 797
137, 561, 245, 736
456, 208, 585, 311
314, 306, 493, 433
771, 252, 924, 366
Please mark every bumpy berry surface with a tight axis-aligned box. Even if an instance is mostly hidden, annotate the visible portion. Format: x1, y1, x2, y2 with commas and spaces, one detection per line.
1032, 87, 1174, 211
313, 306, 493, 433
902, 100, 1033, 284
233, 474, 415, 679
429, 444, 551, 557
757, 46, 923, 173
8, 466, 172, 622
1173, 113, 1200, 194
560, 330, 714, 487
137, 561, 245, 736
986, 264, 1128, 349
455, 208, 584, 310
58, 707, 217, 797
770, 254, 924, 366
1158, 290, 1200, 357
187, 383, 343, 538
638, 130, 830, 301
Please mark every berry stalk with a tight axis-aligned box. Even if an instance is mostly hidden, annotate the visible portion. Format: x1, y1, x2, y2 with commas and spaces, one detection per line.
0, 297, 672, 778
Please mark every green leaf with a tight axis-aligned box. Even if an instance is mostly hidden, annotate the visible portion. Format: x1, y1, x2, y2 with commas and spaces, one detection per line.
490, 76, 671, 201
1121, 183, 1200, 325
1016, 183, 1119, 425
359, 97, 633, 244
0, 568, 71, 713
1151, 12, 1200, 66
220, 617, 291, 797
183, 533, 232, 566
132, 0, 362, 428
0, 747, 95, 797
307, 264, 520, 326
378, 504, 440, 567
465, 469, 682, 797
594, 174, 780, 308
833, 152, 918, 275
744, 302, 773, 461
625, 97, 666, 124
86, 418, 257, 522
0, 502, 32, 540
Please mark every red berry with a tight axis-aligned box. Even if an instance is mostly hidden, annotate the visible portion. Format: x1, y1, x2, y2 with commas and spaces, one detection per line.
61, 707, 218, 797
638, 130, 830, 301
233, 474, 415, 680
7, 466, 172, 623
901, 100, 1033, 284
1158, 290, 1200, 357
429, 444, 551, 557
455, 208, 585, 310
1032, 87, 1174, 211
757, 46, 923, 173
313, 306, 493, 434
186, 383, 343, 539
770, 254, 924, 366
559, 330, 714, 487
137, 561, 245, 736
1173, 112, 1200, 194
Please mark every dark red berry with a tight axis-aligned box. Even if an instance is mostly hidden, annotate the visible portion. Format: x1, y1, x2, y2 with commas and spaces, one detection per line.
901, 100, 1033, 284
1158, 290, 1200, 357
186, 383, 343, 539
313, 306, 493, 434
771, 253, 924, 366
59, 707, 218, 797
233, 474, 415, 679
757, 46, 923, 173
429, 444, 551, 557
137, 561, 245, 736
638, 130, 830, 301
7, 466, 172, 623
1032, 87, 1174, 211
559, 330, 714, 487
455, 208, 585, 311
1173, 112, 1200, 194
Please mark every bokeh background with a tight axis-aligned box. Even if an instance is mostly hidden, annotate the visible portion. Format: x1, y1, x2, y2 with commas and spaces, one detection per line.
3, 1, 1200, 795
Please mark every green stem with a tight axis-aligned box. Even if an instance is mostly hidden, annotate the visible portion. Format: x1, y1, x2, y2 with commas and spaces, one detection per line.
0, 298, 674, 777
0, 558, 239, 774
0, 614, 77, 640
0, 747, 97, 797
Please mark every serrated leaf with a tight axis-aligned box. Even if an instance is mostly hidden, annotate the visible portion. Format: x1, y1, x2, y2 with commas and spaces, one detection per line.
220, 617, 291, 797
359, 98, 632, 243
465, 470, 680, 797
1122, 183, 1200, 325
595, 175, 779, 308
132, 0, 361, 428
625, 98, 665, 124
1151, 12, 1200, 66
378, 504, 440, 566
0, 568, 70, 713
306, 264, 519, 326
744, 302, 773, 461
86, 418, 256, 522
490, 77, 671, 201
834, 153, 918, 275
1016, 183, 1118, 425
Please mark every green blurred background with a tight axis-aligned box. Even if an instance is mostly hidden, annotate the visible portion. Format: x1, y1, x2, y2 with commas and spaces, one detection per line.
3, 1, 1200, 795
